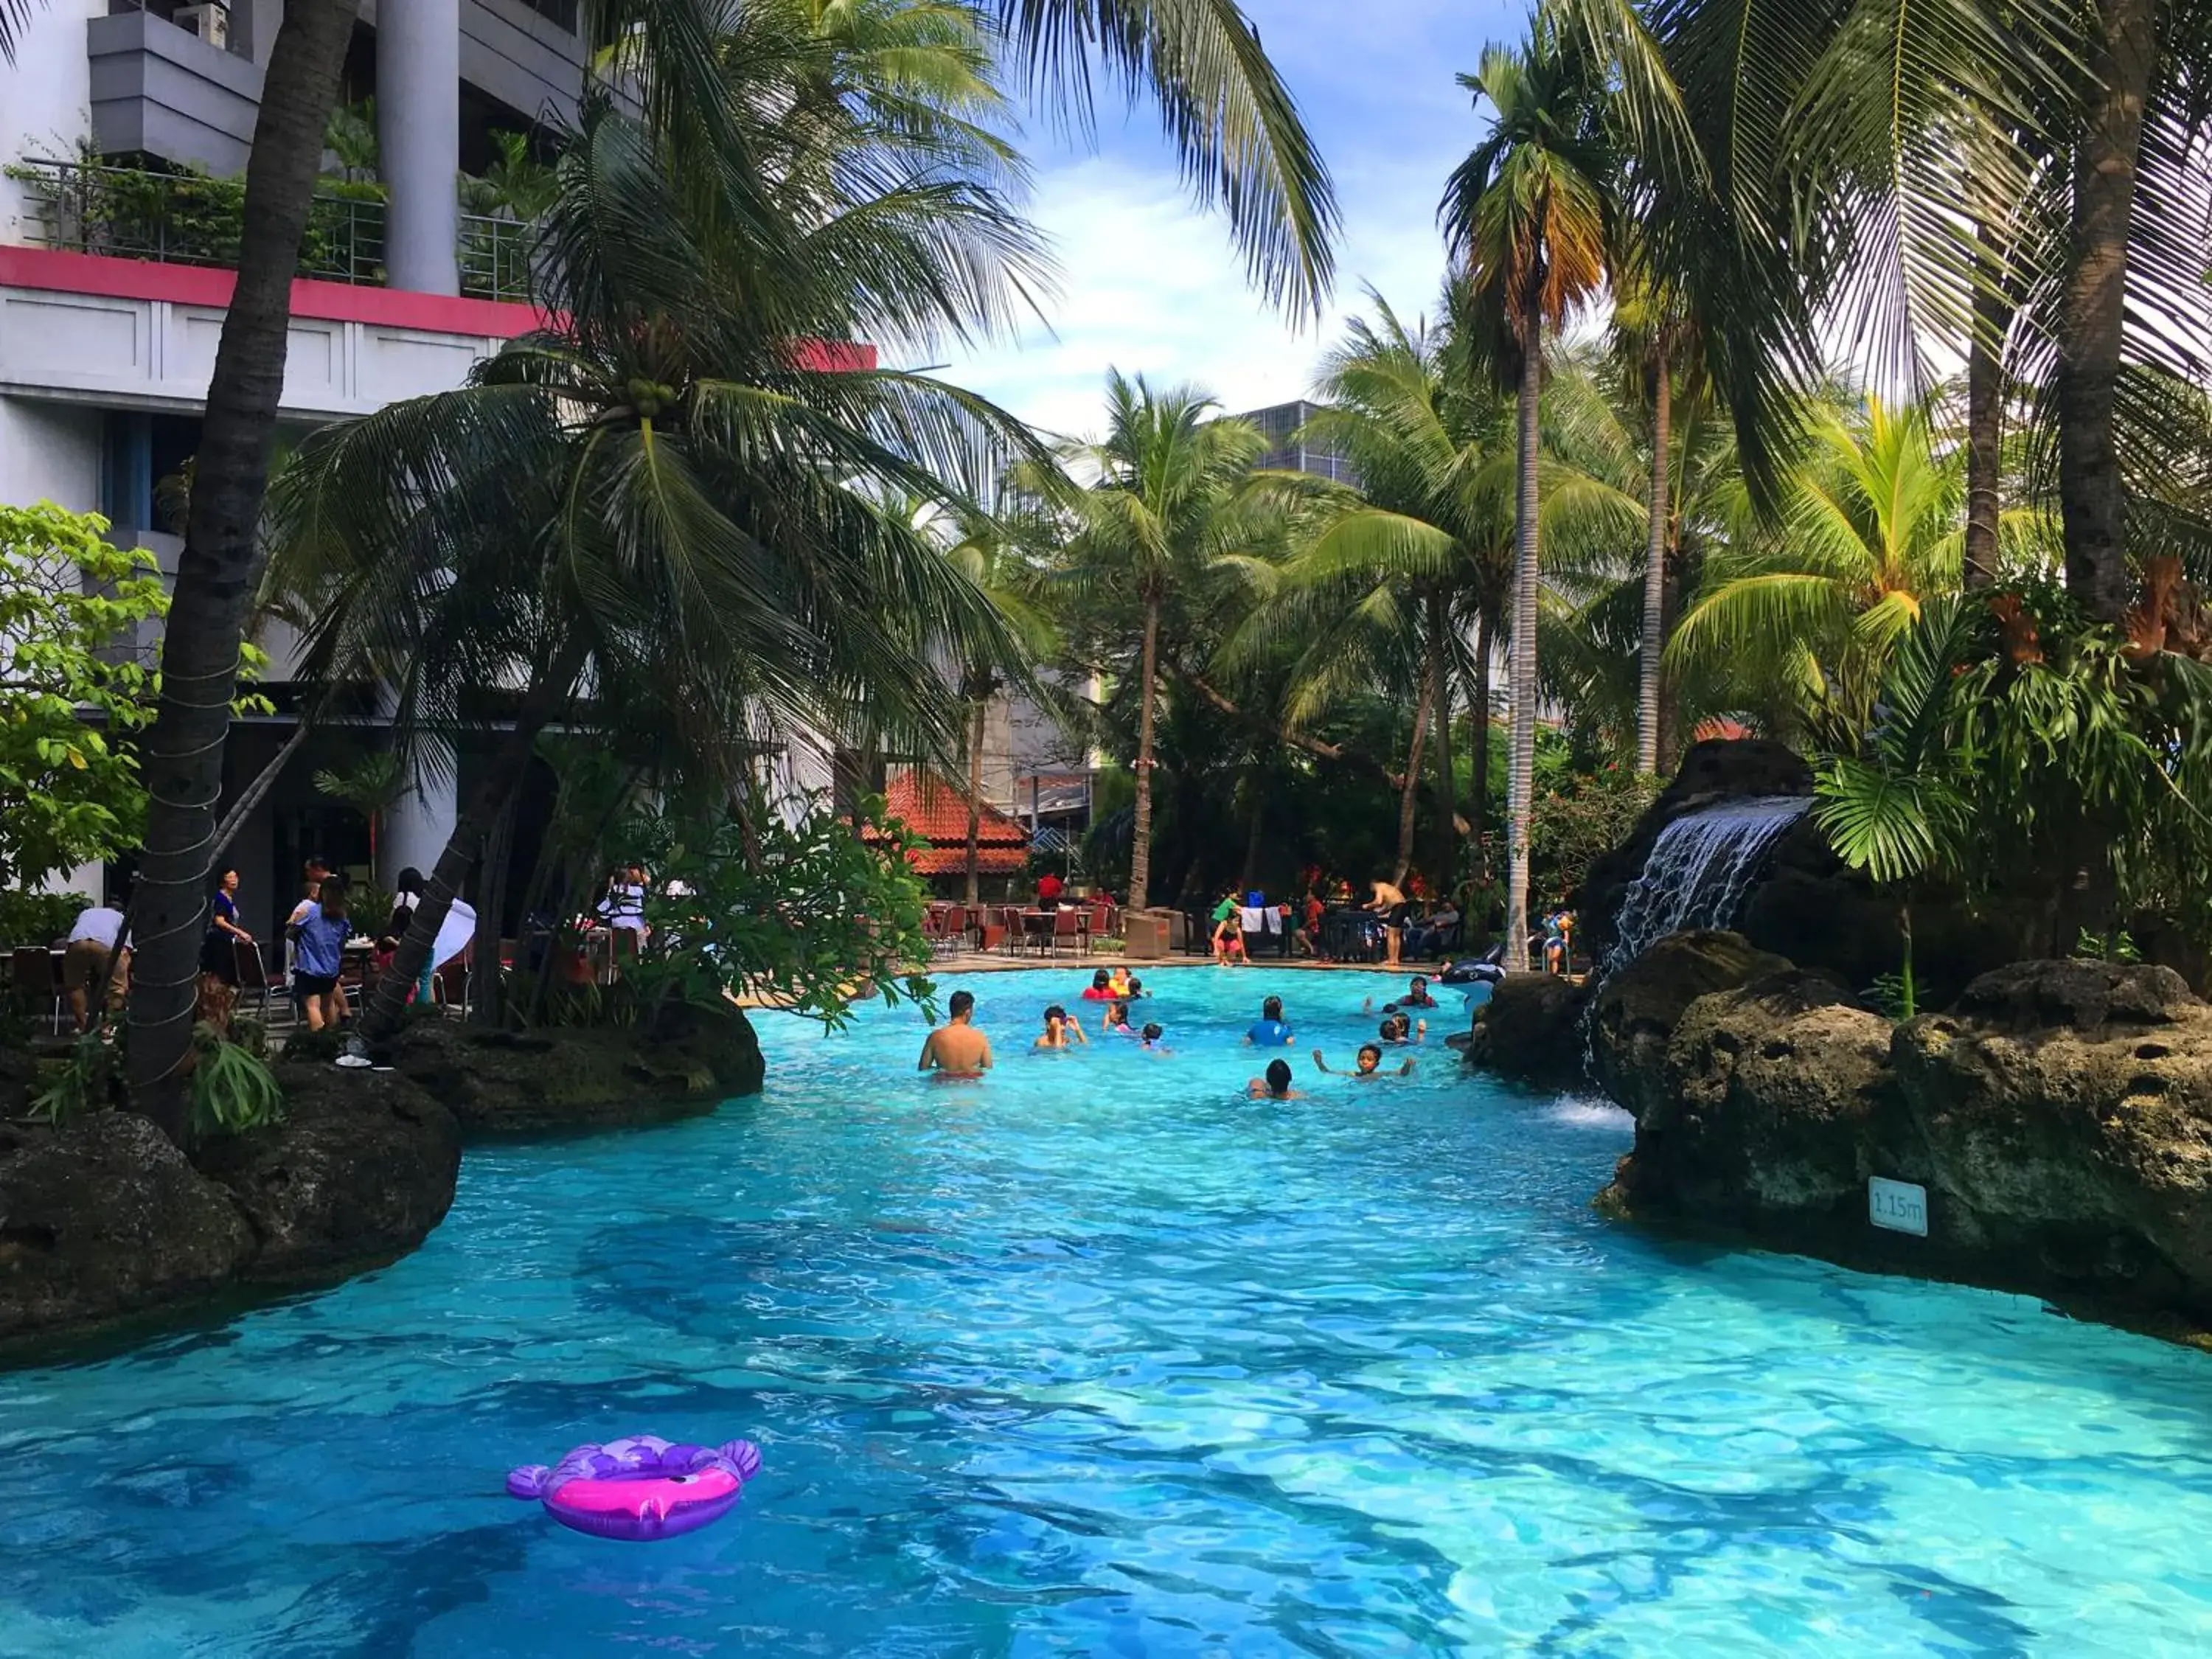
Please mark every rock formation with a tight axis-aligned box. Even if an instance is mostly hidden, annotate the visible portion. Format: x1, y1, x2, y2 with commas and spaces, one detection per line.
1464, 974, 1590, 1092
1596, 951, 2212, 1335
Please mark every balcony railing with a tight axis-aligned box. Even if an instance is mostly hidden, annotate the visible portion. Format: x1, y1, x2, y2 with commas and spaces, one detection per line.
8, 158, 536, 304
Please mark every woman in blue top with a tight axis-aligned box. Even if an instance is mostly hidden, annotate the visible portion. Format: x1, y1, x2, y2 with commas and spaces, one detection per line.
288, 878, 353, 1032
198, 867, 255, 1029
1245, 995, 1294, 1046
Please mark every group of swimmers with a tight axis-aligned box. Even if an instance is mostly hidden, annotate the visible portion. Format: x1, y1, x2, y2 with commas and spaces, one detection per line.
917, 969, 1443, 1093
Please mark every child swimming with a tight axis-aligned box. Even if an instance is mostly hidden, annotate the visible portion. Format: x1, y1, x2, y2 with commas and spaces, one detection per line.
1034, 1005, 1088, 1050
1247, 1058, 1301, 1099
1082, 969, 1114, 1001
1138, 1021, 1172, 1054
1312, 1043, 1414, 1079
1101, 999, 1134, 1035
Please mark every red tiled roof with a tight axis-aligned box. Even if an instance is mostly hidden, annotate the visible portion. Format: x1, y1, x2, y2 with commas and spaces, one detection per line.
874, 771, 1028, 847
904, 846, 1030, 876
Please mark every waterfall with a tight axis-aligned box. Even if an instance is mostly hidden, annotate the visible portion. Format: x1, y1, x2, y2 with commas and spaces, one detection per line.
1599, 795, 1813, 976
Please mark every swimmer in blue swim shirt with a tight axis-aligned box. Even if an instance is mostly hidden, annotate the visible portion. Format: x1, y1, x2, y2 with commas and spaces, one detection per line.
1245, 995, 1295, 1046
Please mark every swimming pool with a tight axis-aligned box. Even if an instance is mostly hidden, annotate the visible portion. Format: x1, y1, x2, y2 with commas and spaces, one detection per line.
3, 965, 2210, 1655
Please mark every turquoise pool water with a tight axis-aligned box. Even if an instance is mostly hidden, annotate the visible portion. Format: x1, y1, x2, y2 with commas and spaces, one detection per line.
4, 966, 2211, 1655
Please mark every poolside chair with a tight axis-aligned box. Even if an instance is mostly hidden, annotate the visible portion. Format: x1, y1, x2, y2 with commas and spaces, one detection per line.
10, 945, 63, 1033
1051, 906, 1082, 957
234, 937, 290, 1024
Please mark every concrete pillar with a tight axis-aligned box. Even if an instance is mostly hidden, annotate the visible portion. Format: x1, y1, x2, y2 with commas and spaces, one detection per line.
383, 749, 458, 888
377, 0, 460, 296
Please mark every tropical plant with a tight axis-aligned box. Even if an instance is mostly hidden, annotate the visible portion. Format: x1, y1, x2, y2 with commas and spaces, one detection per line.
312, 751, 412, 875
124, 0, 369, 1138
1256, 290, 1517, 891
272, 13, 1060, 1038
1812, 594, 1982, 1018
187, 1023, 287, 1138
936, 498, 1058, 903
1443, 18, 1614, 967
1667, 397, 2017, 747
1054, 373, 1270, 909
0, 504, 169, 886
618, 788, 938, 1030
30, 1029, 120, 1124
123, 0, 1341, 1133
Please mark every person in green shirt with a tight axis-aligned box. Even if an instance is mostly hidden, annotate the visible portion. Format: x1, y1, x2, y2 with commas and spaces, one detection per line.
1209, 886, 1246, 964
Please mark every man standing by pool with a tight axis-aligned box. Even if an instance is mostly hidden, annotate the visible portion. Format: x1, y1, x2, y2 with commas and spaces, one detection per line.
918, 989, 993, 1078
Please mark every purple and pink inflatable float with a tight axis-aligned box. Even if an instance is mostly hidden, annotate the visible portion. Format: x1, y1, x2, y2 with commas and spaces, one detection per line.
507, 1435, 763, 1541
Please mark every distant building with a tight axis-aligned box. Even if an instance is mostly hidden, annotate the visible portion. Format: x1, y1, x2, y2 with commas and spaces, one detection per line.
1237, 399, 1354, 486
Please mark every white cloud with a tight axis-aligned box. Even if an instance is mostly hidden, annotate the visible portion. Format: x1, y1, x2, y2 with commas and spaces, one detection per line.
930, 152, 1454, 439
920, 0, 1523, 438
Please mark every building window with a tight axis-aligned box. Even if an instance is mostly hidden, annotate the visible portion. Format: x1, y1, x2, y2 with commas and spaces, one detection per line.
516, 0, 579, 32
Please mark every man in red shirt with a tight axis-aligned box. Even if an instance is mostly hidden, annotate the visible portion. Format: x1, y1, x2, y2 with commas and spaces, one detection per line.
1037, 871, 1065, 908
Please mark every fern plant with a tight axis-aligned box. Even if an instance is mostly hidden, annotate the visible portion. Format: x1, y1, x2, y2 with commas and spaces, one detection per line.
189, 1023, 286, 1139
1814, 596, 1983, 1018
29, 1030, 119, 1125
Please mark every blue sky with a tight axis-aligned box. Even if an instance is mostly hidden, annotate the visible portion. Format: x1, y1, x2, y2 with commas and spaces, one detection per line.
935, 0, 1530, 439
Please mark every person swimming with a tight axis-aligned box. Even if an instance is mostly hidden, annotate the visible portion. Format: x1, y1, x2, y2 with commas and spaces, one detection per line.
1107, 967, 1134, 998
1082, 969, 1114, 1001
1035, 1004, 1088, 1050
1378, 1012, 1426, 1044
917, 990, 993, 1079
1247, 1058, 1302, 1099
1138, 1021, 1172, 1054
1125, 975, 1147, 998
1402, 974, 1440, 1009
1101, 999, 1133, 1035
1245, 995, 1294, 1046
1312, 1043, 1414, 1079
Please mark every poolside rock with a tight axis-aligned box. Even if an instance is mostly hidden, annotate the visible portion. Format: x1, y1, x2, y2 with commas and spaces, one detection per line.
1576, 739, 1812, 957
1588, 930, 1793, 1117
1597, 955, 2212, 1336
389, 1001, 763, 1137
0, 1112, 253, 1344
1603, 970, 1898, 1228
1887, 961, 2212, 1315
1466, 973, 1590, 1091
191, 1065, 461, 1283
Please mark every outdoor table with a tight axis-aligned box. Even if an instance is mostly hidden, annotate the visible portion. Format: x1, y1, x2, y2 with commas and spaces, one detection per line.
1019, 909, 1056, 954
1320, 908, 1380, 961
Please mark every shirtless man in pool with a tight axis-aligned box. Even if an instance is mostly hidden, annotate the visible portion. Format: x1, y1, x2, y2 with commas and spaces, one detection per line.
918, 989, 993, 1078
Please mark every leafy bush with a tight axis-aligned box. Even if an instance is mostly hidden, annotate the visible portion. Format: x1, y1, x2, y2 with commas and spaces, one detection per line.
188, 1023, 285, 1139
617, 790, 938, 1031
30, 1030, 120, 1124
0, 889, 90, 947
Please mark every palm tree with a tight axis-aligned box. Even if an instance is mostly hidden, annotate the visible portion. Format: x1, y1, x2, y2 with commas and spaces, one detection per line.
936, 499, 1057, 903
1558, 0, 2212, 623
1666, 397, 2050, 745
125, 0, 365, 1135
271, 20, 1057, 1036
1265, 291, 1518, 893
1055, 374, 1267, 911
312, 751, 411, 877
117, 0, 1342, 1128
1442, 23, 1612, 969
1812, 595, 1981, 1018
1539, 344, 1746, 761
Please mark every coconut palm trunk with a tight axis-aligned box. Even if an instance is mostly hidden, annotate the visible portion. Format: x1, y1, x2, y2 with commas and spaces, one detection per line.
1636, 347, 1670, 774
125, 0, 360, 1135
1469, 613, 1492, 863
1504, 299, 1543, 971
1963, 213, 2008, 589
2056, 0, 2154, 623
362, 641, 586, 1039
1130, 592, 1161, 911
1391, 667, 1435, 888
964, 684, 987, 904
1427, 590, 1456, 891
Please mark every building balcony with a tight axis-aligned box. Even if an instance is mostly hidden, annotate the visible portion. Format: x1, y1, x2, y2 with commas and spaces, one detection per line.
10, 156, 536, 303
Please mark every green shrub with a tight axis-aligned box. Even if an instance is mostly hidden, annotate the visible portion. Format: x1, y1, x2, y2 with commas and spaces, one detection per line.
189, 1023, 285, 1138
